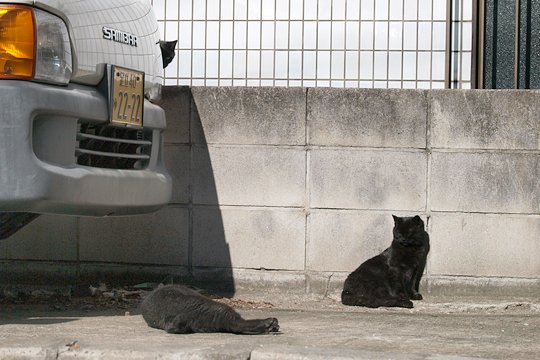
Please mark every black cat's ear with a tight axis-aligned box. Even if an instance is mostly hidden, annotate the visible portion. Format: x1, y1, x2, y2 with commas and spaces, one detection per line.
392, 215, 401, 224
158, 40, 178, 68
413, 215, 423, 225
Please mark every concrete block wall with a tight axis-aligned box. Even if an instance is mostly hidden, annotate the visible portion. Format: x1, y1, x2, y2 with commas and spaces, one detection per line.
1, 87, 539, 297
427, 91, 540, 285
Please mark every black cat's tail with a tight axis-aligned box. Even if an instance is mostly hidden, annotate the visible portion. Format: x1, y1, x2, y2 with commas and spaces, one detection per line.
341, 292, 379, 308
341, 291, 355, 305
376, 298, 413, 308
341, 290, 375, 307
341, 291, 413, 308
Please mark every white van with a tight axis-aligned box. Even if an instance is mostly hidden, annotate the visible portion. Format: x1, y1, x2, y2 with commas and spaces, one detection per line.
0, 0, 173, 223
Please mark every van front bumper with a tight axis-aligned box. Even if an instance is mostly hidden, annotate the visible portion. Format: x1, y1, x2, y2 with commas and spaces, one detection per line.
0, 80, 172, 216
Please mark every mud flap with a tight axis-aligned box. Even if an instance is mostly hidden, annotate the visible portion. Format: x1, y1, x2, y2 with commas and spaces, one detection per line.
0, 212, 40, 240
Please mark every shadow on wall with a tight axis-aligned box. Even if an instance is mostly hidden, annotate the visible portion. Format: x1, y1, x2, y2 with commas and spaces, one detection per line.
162, 87, 235, 297
0, 87, 235, 298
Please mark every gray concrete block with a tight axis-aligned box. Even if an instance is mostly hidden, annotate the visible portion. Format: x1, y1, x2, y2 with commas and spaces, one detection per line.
79, 207, 189, 265
1, 215, 77, 261
58, 348, 252, 360
430, 90, 540, 150
430, 152, 540, 213
192, 207, 305, 270
307, 210, 423, 272
306, 272, 348, 299
428, 213, 540, 277
308, 88, 428, 148
160, 86, 191, 144
193, 267, 307, 295
191, 87, 306, 145
310, 149, 427, 210
76, 263, 191, 285
163, 144, 190, 204
251, 345, 423, 360
192, 145, 306, 206
425, 275, 540, 297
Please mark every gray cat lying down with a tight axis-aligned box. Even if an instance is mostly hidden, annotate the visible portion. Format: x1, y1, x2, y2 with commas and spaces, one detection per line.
140, 285, 279, 334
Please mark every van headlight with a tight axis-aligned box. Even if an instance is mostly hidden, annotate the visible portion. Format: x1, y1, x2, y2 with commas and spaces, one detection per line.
0, 5, 72, 85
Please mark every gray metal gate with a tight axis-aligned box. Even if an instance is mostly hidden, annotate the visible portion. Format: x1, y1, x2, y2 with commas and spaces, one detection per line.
478, 0, 540, 88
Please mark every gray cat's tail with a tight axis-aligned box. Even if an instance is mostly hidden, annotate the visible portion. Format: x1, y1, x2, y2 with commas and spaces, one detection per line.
229, 317, 279, 334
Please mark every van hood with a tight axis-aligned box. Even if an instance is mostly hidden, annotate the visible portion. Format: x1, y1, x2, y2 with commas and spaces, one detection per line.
14, 0, 164, 100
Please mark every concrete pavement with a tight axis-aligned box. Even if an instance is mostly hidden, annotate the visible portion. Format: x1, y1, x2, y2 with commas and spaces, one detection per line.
1, 294, 539, 359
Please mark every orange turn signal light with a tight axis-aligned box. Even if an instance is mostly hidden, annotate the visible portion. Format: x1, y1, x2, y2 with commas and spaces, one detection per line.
0, 5, 35, 79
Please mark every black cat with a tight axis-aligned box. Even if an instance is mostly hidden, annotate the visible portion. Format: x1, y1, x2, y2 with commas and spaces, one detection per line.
341, 215, 430, 308
140, 284, 279, 334
157, 40, 177, 68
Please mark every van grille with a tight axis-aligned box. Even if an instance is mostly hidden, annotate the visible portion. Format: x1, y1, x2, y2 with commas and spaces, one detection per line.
76, 123, 152, 170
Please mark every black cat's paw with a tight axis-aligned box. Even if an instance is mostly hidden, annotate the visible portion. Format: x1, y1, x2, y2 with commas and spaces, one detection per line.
411, 293, 423, 300
263, 317, 280, 333
400, 300, 414, 308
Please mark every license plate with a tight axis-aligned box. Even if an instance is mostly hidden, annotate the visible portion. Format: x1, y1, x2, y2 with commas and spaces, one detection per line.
110, 66, 144, 127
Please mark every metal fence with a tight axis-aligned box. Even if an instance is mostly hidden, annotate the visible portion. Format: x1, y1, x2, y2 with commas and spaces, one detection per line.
448, 0, 473, 88
151, 0, 473, 89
